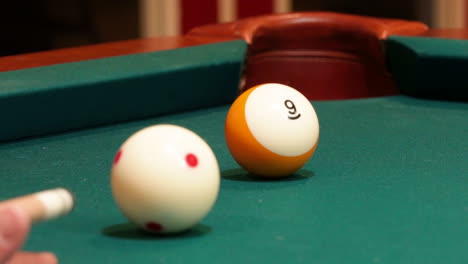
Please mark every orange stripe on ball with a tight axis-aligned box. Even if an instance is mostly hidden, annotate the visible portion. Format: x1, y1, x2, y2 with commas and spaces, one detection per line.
225, 86, 318, 178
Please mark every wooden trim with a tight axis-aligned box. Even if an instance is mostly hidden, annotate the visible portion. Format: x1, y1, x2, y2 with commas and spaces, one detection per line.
0, 35, 238, 72
424, 28, 468, 39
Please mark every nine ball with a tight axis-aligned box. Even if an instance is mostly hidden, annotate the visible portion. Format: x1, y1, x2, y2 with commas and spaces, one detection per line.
225, 83, 319, 178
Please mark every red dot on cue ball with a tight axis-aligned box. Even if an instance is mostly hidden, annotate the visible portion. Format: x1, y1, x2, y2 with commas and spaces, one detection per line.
113, 150, 122, 165
185, 153, 198, 168
146, 221, 163, 232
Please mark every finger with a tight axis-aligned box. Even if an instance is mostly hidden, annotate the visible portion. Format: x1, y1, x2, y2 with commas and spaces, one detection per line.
0, 188, 74, 223
5, 252, 58, 264
0, 206, 30, 264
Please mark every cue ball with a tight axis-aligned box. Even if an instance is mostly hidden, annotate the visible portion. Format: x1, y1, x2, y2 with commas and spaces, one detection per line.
225, 83, 319, 178
111, 124, 220, 234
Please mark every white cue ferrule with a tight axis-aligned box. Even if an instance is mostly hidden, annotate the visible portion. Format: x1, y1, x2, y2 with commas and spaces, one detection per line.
34, 188, 75, 221
0, 188, 75, 223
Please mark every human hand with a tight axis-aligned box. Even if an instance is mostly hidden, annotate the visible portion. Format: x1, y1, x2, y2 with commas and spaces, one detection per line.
0, 206, 57, 264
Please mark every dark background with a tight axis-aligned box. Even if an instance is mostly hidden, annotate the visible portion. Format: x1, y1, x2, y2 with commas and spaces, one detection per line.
0, 0, 429, 57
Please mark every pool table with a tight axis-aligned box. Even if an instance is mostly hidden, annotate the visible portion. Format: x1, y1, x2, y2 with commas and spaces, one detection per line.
0, 12, 467, 264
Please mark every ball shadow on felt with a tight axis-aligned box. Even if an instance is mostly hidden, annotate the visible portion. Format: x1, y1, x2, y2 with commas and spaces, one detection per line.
221, 168, 314, 182
102, 222, 211, 240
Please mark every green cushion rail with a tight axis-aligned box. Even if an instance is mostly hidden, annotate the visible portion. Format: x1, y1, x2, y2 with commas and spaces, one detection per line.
0, 40, 247, 142
386, 36, 468, 101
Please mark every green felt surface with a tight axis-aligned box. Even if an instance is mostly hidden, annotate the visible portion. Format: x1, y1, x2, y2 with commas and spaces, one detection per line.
386, 36, 468, 101
0, 40, 246, 142
0, 96, 467, 264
